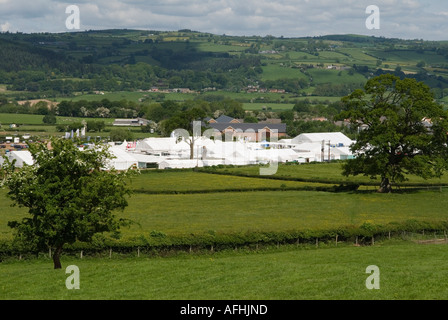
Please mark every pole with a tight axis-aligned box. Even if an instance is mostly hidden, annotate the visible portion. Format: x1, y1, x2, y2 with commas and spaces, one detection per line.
321, 140, 325, 162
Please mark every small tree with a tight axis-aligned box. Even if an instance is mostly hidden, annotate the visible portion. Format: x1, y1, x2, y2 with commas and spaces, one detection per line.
42, 113, 57, 125
109, 128, 134, 142
338, 74, 448, 193
1, 137, 136, 268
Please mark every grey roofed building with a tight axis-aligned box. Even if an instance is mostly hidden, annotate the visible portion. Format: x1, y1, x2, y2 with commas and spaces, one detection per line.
113, 118, 152, 126
213, 115, 239, 123
206, 123, 287, 136
205, 123, 287, 141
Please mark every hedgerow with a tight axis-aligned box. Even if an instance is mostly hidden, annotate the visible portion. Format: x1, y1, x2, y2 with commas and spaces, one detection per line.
2, 219, 448, 259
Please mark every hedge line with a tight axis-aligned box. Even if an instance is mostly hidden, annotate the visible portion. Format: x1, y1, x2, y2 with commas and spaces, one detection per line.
197, 167, 448, 188
1, 219, 448, 258
197, 167, 378, 186
132, 183, 360, 195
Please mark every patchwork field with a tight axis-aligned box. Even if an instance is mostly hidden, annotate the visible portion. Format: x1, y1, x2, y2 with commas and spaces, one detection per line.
2, 166, 448, 239
2, 163, 448, 301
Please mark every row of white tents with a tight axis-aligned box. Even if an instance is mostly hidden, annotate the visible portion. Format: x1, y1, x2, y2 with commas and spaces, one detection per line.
0, 132, 356, 171
115, 132, 356, 170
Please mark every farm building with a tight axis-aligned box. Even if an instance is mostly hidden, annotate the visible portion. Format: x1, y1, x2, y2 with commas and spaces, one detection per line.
203, 115, 287, 141
206, 123, 287, 141
206, 115, 242, 124
113, 118, 152, 127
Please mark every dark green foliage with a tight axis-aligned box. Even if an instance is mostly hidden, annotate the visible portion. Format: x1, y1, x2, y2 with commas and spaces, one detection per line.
1, 137, 136, 268
86, 120, 106, 132
56, 121, 84, 132
109, 128, 134, 142
243, 116, 258, 123
338, 74, 448, 192
2, 219, 448, 258
42, 113, 56, 125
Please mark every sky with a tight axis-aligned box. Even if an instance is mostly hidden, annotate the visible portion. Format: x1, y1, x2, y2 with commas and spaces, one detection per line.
0, 0, 447, 40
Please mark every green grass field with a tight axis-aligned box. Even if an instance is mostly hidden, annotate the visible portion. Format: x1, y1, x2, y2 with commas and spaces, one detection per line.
0, 113, 155, 140
2, 168, 448, 239
2, 163, 448, 300
261, 64, 309, 81
242, 102, 294, 111
2, 241, 448, 300
130, 171, 331, 193
0, 113, 115, 126
307, 69, 366, 85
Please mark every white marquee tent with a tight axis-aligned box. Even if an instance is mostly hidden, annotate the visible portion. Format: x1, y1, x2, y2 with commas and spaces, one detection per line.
137, 137, 190, 157
0, 150, 34, 168
292, 132, 355, 147
107, 147, 138, 170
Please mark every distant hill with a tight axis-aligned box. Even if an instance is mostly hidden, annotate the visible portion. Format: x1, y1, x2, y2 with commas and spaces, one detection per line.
0, 29, 447, 101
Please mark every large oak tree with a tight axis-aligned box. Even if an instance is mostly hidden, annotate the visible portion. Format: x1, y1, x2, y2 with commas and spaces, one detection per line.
338, 74, 448, 193
1, 137, 135, 268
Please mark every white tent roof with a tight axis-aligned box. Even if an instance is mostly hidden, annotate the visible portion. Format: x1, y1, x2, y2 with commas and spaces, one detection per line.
131, 153, 165, 163
107, 147, 138, 170
158, 159, 226, 169
278, 139, 293, 144
158, 159, 200, 169
4, 151, 34, 167
292, 132, 354, 147
116, 140, 128, 150
292, 143, 324, 153
137, 137, 190, 153
331, 146, 352, 156
202, 140, 248, 159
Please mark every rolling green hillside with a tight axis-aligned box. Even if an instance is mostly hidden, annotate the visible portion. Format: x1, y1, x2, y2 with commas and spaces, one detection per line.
0, 30, 447, 104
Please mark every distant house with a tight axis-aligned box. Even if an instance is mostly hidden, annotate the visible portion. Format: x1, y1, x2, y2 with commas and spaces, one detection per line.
207, 115, 241, 124
113, 118, 151, 127
311, 117, 328, 122
204, 115, 286, 141
206, 123, 287, 141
